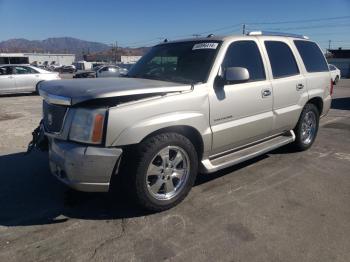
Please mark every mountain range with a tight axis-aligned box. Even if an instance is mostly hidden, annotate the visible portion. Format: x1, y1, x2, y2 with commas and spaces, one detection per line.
0, 37, 148, 58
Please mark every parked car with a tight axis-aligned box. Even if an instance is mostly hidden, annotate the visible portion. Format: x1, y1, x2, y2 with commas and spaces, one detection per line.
49, 63, 63, 72
33, 32, 332, 211
0, 65, 60, 94
73, 65, 127, 78
60, 65, 76, 74
328, 64, 341, 85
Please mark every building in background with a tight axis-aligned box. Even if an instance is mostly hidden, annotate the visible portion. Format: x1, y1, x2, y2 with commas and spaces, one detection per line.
0, 53, 75, 66
327, 48, 350, 78
120, 56, 141, 64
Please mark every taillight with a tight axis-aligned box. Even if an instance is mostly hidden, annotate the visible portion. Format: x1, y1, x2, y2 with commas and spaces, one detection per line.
330, 79, 334, 96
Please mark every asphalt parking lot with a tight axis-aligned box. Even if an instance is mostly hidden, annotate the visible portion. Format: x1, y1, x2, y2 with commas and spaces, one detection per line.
0, 80, 349, 262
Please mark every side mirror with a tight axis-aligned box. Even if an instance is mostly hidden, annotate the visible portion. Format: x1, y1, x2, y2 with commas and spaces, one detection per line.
225, 67, 250, 84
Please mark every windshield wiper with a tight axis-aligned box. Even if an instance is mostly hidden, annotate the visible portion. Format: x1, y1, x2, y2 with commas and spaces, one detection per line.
129, 74, 164, 81
166, 76, 199, 85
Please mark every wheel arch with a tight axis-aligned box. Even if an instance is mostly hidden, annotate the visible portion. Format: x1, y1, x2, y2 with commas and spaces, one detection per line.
139, 125, 204, 160
307, 96, 323, 115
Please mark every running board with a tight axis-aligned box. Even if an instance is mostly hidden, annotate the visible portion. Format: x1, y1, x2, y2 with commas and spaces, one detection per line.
201, 131, 295, 173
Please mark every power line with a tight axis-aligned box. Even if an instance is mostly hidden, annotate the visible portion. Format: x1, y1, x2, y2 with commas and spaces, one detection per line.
119, 37, 163, 46
248, 15, 350, 25
119, 15, 350, 47
259, 22, 350, 31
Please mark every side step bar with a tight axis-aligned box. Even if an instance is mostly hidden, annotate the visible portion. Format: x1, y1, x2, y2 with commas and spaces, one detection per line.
201, 131, 295, 173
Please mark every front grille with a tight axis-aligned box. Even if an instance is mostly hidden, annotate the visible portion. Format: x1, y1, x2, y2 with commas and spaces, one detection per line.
43, 101, 68, 133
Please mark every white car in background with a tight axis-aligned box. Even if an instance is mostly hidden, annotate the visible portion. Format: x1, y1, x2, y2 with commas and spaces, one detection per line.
97, 65, 128, 77
73, 65, 128, 78
0, 65, 60, 95
329, 64, 341, 85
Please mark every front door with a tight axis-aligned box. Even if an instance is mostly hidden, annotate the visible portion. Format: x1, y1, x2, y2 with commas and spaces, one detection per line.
0, 66, 16, 93
209, 40, 273, 154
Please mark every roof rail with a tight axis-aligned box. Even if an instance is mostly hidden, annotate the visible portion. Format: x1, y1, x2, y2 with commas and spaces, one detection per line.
247, 31, 309, 39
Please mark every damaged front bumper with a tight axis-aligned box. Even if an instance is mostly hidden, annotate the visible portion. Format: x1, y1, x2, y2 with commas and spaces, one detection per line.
48, 137, 122, 192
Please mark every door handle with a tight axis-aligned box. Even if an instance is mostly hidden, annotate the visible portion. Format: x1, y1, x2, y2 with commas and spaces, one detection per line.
296, 83, 304, 90
262, 89, 272, 98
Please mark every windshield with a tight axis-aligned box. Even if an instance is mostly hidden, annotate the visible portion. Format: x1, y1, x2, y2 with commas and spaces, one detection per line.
127, 41, 221, 84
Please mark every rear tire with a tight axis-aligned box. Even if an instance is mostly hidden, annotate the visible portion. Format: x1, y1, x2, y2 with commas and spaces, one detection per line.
121, 133, 198, 212
292, 103, 319, 151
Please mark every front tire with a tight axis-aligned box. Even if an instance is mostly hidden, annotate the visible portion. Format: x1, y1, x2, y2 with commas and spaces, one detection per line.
124, 133, 198, 211
292, 103, 319, 151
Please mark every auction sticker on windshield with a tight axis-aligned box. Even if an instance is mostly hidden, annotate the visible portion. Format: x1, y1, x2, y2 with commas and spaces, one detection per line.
192, 43, 219, 50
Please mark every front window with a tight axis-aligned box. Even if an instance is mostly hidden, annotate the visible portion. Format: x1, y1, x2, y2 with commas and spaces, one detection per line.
128, 41, 222, 84
15, 66, 38, 74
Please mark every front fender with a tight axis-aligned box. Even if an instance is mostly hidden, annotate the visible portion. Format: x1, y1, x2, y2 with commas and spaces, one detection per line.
111, 111, 212, 152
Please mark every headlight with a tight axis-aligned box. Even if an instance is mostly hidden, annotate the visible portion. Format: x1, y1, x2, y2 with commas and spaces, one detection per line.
69, 108, 106, 144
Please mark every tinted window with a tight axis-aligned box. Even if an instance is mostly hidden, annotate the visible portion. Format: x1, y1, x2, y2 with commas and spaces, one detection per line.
28, 67, 39, 73
223, 41, 265, 81
265, 41, 299, 78
15, 66, 38, 74
294, 40, 328, 72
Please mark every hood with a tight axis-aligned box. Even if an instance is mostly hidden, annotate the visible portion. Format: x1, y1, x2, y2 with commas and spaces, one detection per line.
39, 77, 192, 106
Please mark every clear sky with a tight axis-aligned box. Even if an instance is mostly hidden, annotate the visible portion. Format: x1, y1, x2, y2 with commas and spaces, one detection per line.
1, 0, 350, 50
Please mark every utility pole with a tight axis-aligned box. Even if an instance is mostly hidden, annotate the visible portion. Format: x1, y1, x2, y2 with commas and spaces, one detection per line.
114, 41, 118, 63
242, 24, 246, 35
328, 40, 331, 50
111, 41, 118, 64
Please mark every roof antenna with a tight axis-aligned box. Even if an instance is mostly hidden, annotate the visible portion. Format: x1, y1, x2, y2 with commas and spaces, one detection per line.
207, 34, 214, 38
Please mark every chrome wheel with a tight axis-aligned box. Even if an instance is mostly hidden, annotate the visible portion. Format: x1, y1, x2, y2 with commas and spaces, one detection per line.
301, 111, 316, 145
146, 146, 190, 201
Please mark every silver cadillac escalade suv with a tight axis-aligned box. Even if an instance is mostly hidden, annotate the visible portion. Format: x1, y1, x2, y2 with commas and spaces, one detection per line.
34, 32, 332, 211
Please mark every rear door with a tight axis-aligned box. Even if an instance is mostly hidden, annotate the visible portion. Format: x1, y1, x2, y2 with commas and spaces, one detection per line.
209, 40, 273, 154
293, 40, 331, 116
262, 40, 308, 133
0, 66, 16, 93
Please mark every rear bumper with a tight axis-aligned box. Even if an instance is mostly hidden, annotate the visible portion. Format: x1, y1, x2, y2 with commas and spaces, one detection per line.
48, 138, 122, 192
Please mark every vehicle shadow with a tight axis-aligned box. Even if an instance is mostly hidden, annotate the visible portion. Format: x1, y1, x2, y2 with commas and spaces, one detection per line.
331, 97, 350, 110
0, 151, 150, 227
0, 92, 38, 98
0, 150, 269, 227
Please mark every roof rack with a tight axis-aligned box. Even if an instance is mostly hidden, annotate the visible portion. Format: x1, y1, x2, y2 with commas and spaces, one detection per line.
247, 31, 309, 39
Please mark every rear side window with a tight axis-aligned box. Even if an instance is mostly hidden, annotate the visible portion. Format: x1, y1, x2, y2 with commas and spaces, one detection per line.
294, 40, 328, 72
223, 41, 266, 81
265, 41, 299, 78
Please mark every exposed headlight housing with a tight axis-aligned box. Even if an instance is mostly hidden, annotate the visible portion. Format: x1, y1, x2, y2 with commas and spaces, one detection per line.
69, 108, 106, 144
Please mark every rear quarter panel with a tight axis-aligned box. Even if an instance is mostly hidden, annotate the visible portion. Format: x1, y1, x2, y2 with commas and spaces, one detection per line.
289, 39, 332, 117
